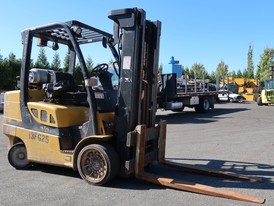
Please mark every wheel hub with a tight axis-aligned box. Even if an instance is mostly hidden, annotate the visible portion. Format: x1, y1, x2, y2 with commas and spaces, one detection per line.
91, 160, 101, 170
18, 153, 25, 160
83, 150, 106, 181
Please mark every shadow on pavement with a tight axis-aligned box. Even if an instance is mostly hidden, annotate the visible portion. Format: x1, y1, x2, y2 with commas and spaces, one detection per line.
28, 163, 80, 178
156, 108, 249, 124
160, 157, 274, 190
20, 157, 274, 193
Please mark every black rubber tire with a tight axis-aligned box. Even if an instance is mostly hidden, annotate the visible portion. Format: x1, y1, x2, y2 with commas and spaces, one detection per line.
257, 97, 262, 106
8, 142, 31, 170
195, 97, 210, 113
77, 143, 119, 185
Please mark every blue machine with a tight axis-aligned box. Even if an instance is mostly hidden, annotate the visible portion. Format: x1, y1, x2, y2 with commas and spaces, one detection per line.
162, 56, 182, 78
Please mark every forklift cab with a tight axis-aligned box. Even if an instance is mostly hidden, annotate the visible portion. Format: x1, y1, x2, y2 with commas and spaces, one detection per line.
17, 21, 120, 137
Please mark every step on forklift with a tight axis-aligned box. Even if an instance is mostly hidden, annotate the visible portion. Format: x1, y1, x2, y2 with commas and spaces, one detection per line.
3, 8, 265, 204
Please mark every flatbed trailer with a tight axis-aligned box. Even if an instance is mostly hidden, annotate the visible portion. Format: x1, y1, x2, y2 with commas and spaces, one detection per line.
158, 73, 219, 113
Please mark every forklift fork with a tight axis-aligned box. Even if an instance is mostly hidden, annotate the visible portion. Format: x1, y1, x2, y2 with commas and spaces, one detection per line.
134, 122, 265, 204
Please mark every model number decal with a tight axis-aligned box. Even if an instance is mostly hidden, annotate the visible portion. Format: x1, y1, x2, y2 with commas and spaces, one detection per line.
29, 132, 49, 143
95, 92, 104, 99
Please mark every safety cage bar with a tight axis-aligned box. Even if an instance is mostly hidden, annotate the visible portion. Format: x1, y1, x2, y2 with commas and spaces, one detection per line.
27, 20, 114, 46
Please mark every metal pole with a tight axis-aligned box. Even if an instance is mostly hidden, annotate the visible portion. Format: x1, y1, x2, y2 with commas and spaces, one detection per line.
185, 73, 187, 93
216, 75, 219, 91
202, 70, 205, 92
194, 73, 197, 93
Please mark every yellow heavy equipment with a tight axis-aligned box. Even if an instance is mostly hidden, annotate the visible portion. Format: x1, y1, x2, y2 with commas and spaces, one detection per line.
257, 79, 274, 105
3, 8, 264, 204
223, 77, 260, 101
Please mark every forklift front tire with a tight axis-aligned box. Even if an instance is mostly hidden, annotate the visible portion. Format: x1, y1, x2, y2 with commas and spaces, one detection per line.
8, 142, 31, 170
77, 143, 119, 186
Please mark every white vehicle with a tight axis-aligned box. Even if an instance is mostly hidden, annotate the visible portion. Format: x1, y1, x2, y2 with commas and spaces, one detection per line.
218, 90, 245, 102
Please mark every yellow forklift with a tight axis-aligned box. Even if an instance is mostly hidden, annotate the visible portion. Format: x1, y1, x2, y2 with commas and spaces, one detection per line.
257, 66, 274, 106
3, 8, 264, 204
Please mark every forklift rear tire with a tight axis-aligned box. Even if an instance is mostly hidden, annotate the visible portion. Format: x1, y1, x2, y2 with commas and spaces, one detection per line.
8, 142, 31, 170
77, 143, 119, 185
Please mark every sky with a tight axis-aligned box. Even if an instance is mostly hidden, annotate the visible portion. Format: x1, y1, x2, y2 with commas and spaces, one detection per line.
1, 0, 274, 74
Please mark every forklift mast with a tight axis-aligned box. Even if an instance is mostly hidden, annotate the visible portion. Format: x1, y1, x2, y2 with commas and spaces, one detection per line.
108, 8, 161, 170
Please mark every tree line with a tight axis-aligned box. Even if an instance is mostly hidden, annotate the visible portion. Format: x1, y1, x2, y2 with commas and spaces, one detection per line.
1, 45, 274, 91
159, 45, 274, 84
0, 48, 94, 91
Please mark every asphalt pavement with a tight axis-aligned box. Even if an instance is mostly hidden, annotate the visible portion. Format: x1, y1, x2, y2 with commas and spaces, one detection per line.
0, 102, 274, 206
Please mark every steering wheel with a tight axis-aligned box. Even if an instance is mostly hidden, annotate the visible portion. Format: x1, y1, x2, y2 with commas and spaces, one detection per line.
91, 63, 109, 76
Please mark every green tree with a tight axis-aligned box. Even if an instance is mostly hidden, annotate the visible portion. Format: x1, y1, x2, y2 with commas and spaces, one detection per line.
86, 56, 94, 72
190, 63, 208, 79
51, 52, 61, 70
34, 48, 49, 68
216, 61, 228, 81
231, 70, 236, 78
63, 52, 69, 72
183, 66, 190, 76
256, 48, 274, 82
209, 71, 217, 83
0, 56, 7, 90
181, 65, 185, 75
158, 63, 163, 73
8, 53, 21, 77
236, 69, 243, 78
0, 53, 21, 90
74, 63, 83, 85
247, 44, 254, 78
242, 68, 248, 78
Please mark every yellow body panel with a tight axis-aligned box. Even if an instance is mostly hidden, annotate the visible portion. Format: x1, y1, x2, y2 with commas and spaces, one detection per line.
245, 87, 253, 93
4, 90, 22, 122
27, 102, 89, 127
3, 123, 114, 168
246, 79, 258, 87
3, 124, 73, 167
223, 78, 258, 87
238, 86, 244, 93
242, 93, 258, 101
233, 78, 245, 86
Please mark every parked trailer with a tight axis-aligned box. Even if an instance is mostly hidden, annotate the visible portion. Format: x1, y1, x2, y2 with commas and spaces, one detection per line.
158, 73, 219, 113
